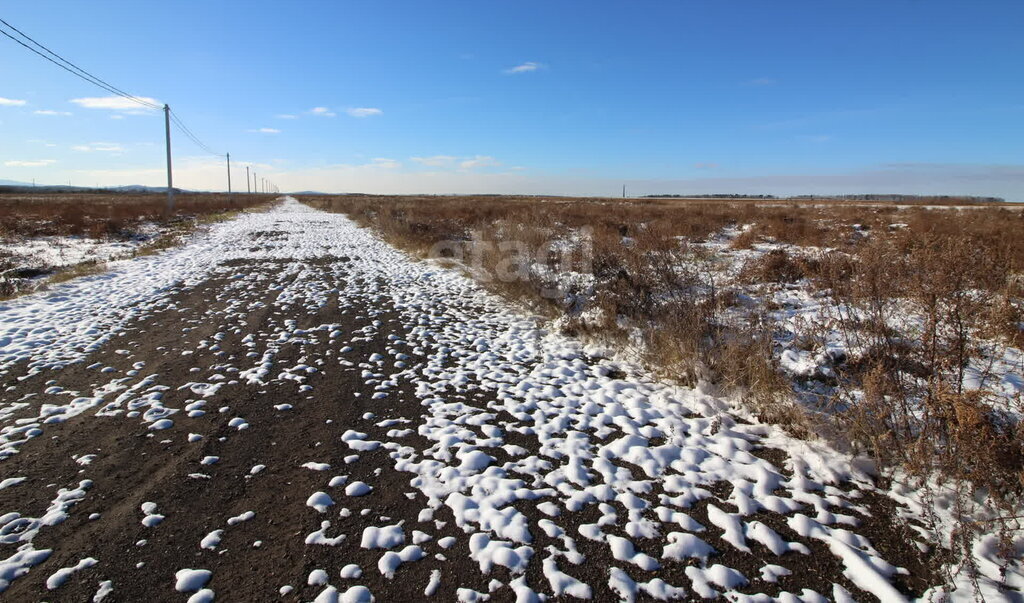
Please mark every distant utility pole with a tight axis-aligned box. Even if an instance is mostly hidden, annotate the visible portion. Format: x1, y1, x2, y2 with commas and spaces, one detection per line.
226, 153, 232, 194
246, 166, 251, 193
164, 104, 174, 212
622, 184, 626, 199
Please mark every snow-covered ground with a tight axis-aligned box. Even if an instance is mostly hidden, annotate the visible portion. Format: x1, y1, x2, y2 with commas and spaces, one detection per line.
0, 198, 1020, 600
0, 225, 161, 294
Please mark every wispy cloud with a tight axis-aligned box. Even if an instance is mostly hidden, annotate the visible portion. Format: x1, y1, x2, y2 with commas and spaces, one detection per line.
346, 107, 382, 118
369, 157, 400, 169
5, 159, 56, 167
276, 114, 298, 119
410, 155, 501, 170
460, 155, 501, 169
309, 107, 336, 117
745, 77, 777, 86
70, 96, 160, 113
34, 109, 72, 116
411, 155, 457, 167
757, 108, 880, 131
0, 97, 27, 106
504, 61, 543, 74
71, 142, 123, 153
249, 127, 281, 134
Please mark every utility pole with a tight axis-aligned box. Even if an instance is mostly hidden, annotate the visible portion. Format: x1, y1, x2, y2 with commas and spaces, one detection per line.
246, 166, 250, 193
253, 172, 257, 194
164, 104, 174, 212
226, 153, 232, 194
622, 184, 626, 199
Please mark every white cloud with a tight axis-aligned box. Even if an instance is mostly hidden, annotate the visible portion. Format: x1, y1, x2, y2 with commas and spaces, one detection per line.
249, 127, 281, 134
33, 109, 72, 116
5, 159, 56, 167
504, 61, 542, 74
369, 158, 400, 169
69, 96, 160, 112
346, 107, 382, 118
276, 114, 298, 119
71, 142, 124, 153
410, 155, 502, 170
309, 106, 336, 117
411, 155, 457, 167
460, 155, 501, 169
0, 97, 27, 106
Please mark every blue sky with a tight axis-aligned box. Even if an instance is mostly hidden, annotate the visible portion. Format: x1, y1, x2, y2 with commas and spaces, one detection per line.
1, 0, 1022, 199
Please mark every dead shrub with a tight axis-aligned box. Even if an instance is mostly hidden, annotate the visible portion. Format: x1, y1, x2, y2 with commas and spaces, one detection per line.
739, 249, 808, 283
729, 228, 758, 249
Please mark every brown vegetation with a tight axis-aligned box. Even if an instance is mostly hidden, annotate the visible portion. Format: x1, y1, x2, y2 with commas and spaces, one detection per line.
303, 193, 1024, 582
0, 191, 274, 297
0, 191, 272, 239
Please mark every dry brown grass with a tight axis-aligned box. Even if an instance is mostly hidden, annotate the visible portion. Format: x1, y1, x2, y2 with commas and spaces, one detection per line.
0, 192, 274, 298
303, 195, 1024, 533
0, 191, 272, 239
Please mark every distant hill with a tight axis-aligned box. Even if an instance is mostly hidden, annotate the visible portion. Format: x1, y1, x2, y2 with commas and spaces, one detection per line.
0, 180, 189, 194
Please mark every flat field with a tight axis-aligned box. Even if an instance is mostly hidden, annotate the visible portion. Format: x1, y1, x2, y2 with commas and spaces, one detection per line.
0, 195, 1019, 600
0, 190, 272, 296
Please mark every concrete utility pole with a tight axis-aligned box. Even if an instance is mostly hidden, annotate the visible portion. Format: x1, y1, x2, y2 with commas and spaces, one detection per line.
246, 166, 250, 193
164, 104, 174, 212
226, 153, 232, 194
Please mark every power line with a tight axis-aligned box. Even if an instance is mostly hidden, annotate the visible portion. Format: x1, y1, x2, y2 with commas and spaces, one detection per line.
169, 109, 220, 156
0, 27, 143, 106
0, 18, 159, 110
1, 17, 220, 156
2, 17, 244, 202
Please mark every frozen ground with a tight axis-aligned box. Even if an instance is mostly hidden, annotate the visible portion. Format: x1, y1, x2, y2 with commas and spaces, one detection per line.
0, 198, 1019, 601
0, 225, 160, 294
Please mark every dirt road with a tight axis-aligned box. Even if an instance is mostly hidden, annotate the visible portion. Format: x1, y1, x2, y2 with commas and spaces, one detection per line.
0, 199, 961, 601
